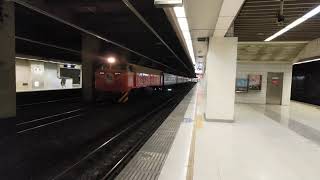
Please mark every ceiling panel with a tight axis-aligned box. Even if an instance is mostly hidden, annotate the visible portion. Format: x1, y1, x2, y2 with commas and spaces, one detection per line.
238, 42, 307, 63
235, 0, 320, 41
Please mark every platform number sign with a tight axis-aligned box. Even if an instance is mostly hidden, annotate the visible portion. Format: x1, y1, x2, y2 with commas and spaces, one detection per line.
154, 0, 183, 7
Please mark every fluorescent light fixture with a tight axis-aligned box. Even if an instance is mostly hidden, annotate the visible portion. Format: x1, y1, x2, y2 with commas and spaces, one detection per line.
265, 5, 320, 41
16, 56, 43, 61
173, 6, 196, 65
182, 31, 191, 41
155, 0, 183, 7
16, 56, 73, 66
293, 58, 320, 65
177, 18, 189, 31
173, 6, 186, 18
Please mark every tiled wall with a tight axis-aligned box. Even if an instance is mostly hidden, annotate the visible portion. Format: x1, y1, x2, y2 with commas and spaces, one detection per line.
235, 63, 293, 105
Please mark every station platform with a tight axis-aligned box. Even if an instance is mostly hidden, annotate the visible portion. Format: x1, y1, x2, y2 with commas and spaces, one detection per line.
116, 81, 320, 180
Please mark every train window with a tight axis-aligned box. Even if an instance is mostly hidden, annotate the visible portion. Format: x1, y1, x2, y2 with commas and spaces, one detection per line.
113, 64, 127, 71
101, 64, 109, 70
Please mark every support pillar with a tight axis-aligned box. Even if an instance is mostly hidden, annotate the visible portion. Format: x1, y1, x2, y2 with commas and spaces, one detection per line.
81, 35, 100, 102
0, 1, 16, 137
205, 37, 237, 122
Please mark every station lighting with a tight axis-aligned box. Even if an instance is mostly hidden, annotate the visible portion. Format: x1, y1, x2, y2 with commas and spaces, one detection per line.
16, 56, 43, 61
107, 56, 116, 64
173, 6, 196, 65
294, 58, 320, 65
265, 5, 320, 41
16, 56, 77, 66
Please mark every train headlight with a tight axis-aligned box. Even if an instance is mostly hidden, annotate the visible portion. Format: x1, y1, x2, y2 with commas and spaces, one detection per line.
107, 57, 116, 64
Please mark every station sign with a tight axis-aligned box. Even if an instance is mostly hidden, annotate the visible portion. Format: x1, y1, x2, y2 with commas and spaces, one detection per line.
154, 0, 183, 7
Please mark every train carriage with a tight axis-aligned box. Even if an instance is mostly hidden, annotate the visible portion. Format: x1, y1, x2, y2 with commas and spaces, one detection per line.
95, 58, 191, 103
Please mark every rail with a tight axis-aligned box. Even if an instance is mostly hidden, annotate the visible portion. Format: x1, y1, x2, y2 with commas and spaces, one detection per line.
51, 86, 191, 180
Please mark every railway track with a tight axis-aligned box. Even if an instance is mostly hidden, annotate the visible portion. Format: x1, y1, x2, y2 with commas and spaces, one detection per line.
0, 83, 194, 180
49, 84, 194, 180
17, 97, 82, 109
17, 108, 85, 134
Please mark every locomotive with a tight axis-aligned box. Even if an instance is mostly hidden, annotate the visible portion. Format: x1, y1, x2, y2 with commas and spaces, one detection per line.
95, 55, 191, 103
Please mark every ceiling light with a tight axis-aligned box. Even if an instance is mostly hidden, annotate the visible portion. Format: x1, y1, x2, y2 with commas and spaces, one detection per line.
173, 6, 196, 65
265, 5, 320, 41
173, 6, 186, 18
182, 30, 191, 40
16, 56, 43, 61
294, 58, 320, 65
177, 18, 189, 31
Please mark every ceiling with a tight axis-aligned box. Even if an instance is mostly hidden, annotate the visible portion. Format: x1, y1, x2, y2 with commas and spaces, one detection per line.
235, 0, 320, 41
183, 0, 224, 59
169, 0, 244, 63
164, 0, 320, 65
14, 0, 195, 77
238, 42, 307, 63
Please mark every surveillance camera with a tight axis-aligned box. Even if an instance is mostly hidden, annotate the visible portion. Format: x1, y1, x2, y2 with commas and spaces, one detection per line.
277, 13, 285, 26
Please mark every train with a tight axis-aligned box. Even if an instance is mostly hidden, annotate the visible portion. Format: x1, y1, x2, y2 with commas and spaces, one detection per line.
95, 56, 195, 103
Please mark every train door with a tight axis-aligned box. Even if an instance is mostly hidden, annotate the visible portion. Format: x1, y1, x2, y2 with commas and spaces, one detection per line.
266, 72, 284, 105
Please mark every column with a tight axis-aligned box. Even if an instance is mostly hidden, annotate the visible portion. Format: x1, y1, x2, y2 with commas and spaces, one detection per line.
205, 37, 237, 122
0, 1, 16, 136
81, 35, 100, 102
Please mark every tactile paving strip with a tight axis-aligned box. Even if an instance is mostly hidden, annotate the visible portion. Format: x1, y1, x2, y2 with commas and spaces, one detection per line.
115, 89, 195, 180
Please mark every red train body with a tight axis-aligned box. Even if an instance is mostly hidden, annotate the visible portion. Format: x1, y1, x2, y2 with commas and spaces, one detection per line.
95, 63, 163, 97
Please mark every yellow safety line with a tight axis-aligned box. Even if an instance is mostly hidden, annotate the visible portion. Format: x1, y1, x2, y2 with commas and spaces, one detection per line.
187, 122, 196, 180
187, 85, 204, 179
196, 114, 204, 129
187, 114, 203, 179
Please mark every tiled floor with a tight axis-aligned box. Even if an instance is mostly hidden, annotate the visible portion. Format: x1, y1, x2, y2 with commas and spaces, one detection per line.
252, 102, 320, 145
194, 103, 320, 180
116, 80, 320, 180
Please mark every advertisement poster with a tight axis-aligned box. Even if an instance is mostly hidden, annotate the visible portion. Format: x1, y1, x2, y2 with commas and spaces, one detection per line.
248, 75, 262, 90
236, 78, 248, 92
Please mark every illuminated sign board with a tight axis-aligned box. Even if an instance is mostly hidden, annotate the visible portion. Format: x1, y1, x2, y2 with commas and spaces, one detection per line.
154, 0, 183, 7
195, 62, 204, 74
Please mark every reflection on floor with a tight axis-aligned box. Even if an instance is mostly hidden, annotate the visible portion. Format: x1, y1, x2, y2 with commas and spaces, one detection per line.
194, 102, 320, 180
252, 102, 320, 146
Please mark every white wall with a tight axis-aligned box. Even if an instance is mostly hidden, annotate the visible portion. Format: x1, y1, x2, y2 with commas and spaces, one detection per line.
205, 37, 237, 122
16, 59, 31, 91
16, 58, 82, 92
236, 63, 293, 105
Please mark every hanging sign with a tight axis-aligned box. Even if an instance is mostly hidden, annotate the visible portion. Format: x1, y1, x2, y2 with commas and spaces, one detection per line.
154, 0, 183, 7
271, 77, 280, 86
